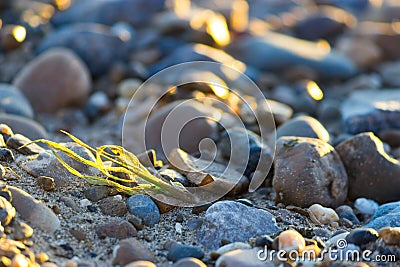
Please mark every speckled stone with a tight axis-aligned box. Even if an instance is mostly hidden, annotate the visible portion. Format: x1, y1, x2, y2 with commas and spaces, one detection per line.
196, 201, 280, 249
126, 194, 160, 226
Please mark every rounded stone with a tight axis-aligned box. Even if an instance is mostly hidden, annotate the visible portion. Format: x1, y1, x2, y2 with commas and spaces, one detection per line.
167, 243, 204, 262
13, 48, 91, 113
273, 136, 348, 208
309, 204, 339, 224
112, 238, 155, 266
0, 114, 47, 140
278, 230, 306, 253
96, 218, 137, 239
354, 198, 379, 216
126, 194, 160, 226
0, 83, 34, 118
336, 132, 400, 203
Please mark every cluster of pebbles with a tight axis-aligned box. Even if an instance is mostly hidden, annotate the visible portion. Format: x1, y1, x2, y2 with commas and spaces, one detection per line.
0, 0, 400, 266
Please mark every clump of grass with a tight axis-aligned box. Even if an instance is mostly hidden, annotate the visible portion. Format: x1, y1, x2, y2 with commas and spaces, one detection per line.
28, 131, 192, 200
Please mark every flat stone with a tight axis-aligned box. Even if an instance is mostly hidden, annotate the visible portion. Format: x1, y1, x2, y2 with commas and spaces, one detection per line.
83, 186, 110, 202
96, 218, 137, 239
19, 144, 98, 187
0, 83, 34, 118
6, 134, 44, 155
336, 132, 400, 203
126, 194, 160, 226
273, 136, 348, 208
276, 116, 330, 143
341, 90, 400, 134
13, 48, 91, 113
112, 238, 155, 266
167, 243, 204, 262
149, 43, 246, 76
8, 186, 60, 233
196, 201, 280, 249
0, 114, 47, 140
225, 33, 356, 80
99, 196, 127, 216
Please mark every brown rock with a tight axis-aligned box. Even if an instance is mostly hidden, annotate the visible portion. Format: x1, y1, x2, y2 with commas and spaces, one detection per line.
96, 218, 137, 239
36, 176, 56, 191
336, 132, 400, 203
378, 129, 400, 147
273, 137, 348, 208
70, 228, 86, 241
98, 196, 127, 216
378, 227, 400, 246
112, 238, 155, 266
13, 48, 91, 113
336, 37, 382, 68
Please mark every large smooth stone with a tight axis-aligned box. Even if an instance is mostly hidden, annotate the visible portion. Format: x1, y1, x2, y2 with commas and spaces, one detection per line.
273, 136, 348, 208
196, 201, 280, 249
13, 48, 91, 112
336, 132, 400, 203
8, 186, 60, 233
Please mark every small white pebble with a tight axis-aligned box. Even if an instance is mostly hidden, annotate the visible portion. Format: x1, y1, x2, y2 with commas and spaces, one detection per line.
79, 199, 91, 208
309, 204, 339, 224
114, 195, 122, 201
354, 198, 378, 215
175, 223, 183, 234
